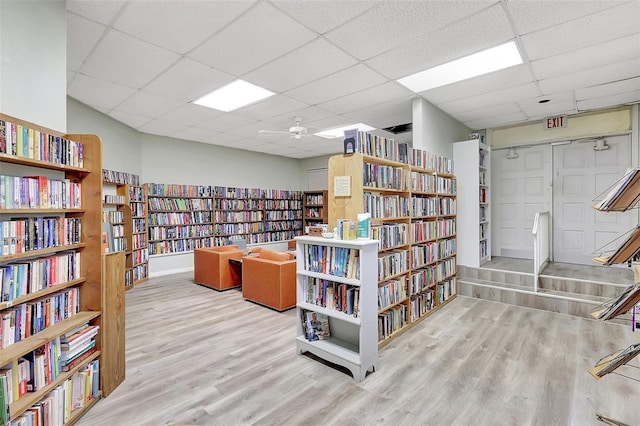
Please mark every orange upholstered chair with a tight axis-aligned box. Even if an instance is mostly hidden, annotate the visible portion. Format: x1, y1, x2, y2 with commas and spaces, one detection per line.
242, 249, 296, 311
193, 245, 244, 291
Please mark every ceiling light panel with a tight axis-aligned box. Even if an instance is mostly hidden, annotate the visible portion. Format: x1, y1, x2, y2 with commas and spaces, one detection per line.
193, 80, 275, 112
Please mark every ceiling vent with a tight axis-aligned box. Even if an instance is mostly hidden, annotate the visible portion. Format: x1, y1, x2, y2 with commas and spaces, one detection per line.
382, 122, 412, 134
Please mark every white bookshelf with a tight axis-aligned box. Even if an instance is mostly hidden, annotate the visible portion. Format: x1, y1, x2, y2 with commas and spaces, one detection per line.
295, 236, 378, 381
453, 139, 490, 267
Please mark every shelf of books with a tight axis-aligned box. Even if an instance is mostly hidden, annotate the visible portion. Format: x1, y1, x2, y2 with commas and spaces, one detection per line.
303, 190, 328, 231
329, 129, 457, 349
214, 186, 303, 245
452, 138, 489, 267
295, 236, 378, 381
146, 183, 215, 256
0, 113, 120, 423
127, 183, 149, 285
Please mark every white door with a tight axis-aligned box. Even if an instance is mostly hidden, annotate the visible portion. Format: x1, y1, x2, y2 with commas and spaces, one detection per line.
552, 134, 634, 265
492, 145, 552, 259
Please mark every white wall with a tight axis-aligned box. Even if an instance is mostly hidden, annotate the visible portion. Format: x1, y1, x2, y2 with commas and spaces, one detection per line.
0, 0, 66, 131
412, 97, 471, 158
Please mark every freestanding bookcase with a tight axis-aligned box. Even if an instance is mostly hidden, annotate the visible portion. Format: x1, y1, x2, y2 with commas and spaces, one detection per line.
0, 113, 124, 423
295, 236, 378, 381
302, 190, 328, 230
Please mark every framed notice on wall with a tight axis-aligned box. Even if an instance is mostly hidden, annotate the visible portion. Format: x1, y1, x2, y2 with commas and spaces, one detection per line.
334, 176, 351, 197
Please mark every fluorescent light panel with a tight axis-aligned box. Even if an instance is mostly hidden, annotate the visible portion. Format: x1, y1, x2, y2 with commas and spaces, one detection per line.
193, 79, 274, 112
315, 123, 375, 139
397, 41, 523, 93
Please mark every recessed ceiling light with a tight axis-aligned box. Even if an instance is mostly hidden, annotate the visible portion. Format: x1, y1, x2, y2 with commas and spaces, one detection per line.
193, 79, 274, 112
538, 99, 551, 104
396, 41, 523, 93
314, 123, 375, 139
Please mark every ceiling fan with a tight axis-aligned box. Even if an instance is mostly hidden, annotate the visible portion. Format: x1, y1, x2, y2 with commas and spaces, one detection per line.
258, 116, 310, 139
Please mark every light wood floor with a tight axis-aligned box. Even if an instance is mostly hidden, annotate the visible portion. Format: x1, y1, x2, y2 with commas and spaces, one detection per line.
77, 272, 640, 426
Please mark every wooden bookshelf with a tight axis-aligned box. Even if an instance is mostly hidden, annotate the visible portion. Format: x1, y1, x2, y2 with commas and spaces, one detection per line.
146, 183, 215, 256
125, 183, 149, 286
0, 113, 121, 422
303, 190, 328, 230
328, 133, 457, 349
453, 139, 490, 267
295, 236, 379, 381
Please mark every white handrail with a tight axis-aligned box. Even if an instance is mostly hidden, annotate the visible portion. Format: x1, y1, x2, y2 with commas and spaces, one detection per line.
532, 211, 550, 292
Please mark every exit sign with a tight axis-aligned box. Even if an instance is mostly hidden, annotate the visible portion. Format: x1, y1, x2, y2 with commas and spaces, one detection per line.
544, 115, 568, 130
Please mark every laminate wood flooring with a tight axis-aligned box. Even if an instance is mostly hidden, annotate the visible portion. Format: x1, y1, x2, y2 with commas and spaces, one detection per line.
76, 273, 640, 426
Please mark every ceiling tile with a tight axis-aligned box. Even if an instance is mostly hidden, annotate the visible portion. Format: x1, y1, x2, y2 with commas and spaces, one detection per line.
366, 3, 515, 80
244, 38, 358, 93
516, 90, 574, 110
68, 74, 137, 110
194, 113, 256, 132
575, 77, 640, 101
466, 111, 528, 130
506, 0, 624, 35
113, 1, 254, 54
143, 58, 235, 102
530, 34, 640, 81
318, 82, 414, 115
454, 103, 522, 123
343, 98, 413, 130
188, 2, 317, 76
138, 119, 187, 136
539, 57, 640, 95
264, 106, 334, 129
271, 1, 376, 34
66, 1, 125, 25
108, 111, 153, 129
229, 120, 285, 138
67, 14, 105, 72
113, 90, 184, 117
421, 64, 535, 105
284, 64, 387, 105
518, 98, 577, 119
172, 127, 222, 144
234, 95, 309, 121
324, 1, 493, 60
520, 2, 640, 60
577, 90, 640, 111
526, 104, 578, 122
79, 29, 180, 88
437, 83, 540, 114
67, 71, 77, 84
158, 103, 224, 127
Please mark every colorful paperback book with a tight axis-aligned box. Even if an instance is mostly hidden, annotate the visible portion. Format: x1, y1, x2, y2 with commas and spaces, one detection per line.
304, 311, 330, 341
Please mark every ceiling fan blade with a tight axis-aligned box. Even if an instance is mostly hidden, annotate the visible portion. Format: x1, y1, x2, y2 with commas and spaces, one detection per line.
258, 129, 291, 135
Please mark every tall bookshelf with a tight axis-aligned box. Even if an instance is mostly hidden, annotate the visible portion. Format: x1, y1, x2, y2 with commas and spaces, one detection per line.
146, 183, 215, 256
453, 139, 490, 267
126, 183, 149, 286
303, 190, 328, 230
263, 189, 303, 243
295, 236, 379, 381
0, 113, 122, 422
328, 130, 457, 348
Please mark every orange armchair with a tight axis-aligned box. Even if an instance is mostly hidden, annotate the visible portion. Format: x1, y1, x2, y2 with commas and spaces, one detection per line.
242, 249, 296, 311
193, 245, 244, 291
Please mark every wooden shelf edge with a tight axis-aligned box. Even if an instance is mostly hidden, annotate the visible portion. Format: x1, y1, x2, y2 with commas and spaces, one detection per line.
0, 278, 86, 310
0, 243, 86, 263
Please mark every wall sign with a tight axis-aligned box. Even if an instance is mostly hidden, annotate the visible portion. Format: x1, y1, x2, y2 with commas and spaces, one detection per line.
544, 115, 568, 130
334, 176, 351, 196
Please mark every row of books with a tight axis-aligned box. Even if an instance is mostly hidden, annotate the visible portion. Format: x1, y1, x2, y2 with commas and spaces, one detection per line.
215, 211, 263, 222
237, 230, 301, 244
363, 163, 406, 190
411, 218, 456, 243
264, 200, 302, 210
102, 194, 125, 204
302, 244, 360, 279
215, 222, 264, 235
410, 266, 438, 293
131, 248, 148, 266
213, 186, 303, 200
410, 289, 435, 321
146, 183, 213, 198
303, 277, 360, 317
378, 304, 408, 342
129, 185, 145, 201
132, 264, 148, 282
411, 197, 457, 217
378, 249, 410, 281
102, 210, 124, 223
263, 221, 303, 232
363, 193, 410, 219
437, 279, 456, 304
411, 239, 457, 269
0, 120, 84, 168
102, 169, 140, 185
148, 237, 215, 255
147, 197, 213, 211
132, 218, 147, 233
147, 211, 212, 225
0, 175, 82, 210
130, 202, 146, 217
410, 171, 436, 193
304, 207, 323, 218
1, 217, 82, 256
410, 148, 454, 174
305, 194, 324, 205
1, 251, 81, 302
372, 223, 409, 251
215, 199, 264, 211
264, 211, 302, 220
132, 234, 147, 250
1, 288, 80, 349
436, 176, 457, 195
300, 310, 331, 341
148, 224, 214, 241
378, 277, 408, 311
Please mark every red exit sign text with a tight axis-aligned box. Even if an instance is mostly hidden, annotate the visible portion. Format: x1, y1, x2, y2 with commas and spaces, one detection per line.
544, 115, 568, 130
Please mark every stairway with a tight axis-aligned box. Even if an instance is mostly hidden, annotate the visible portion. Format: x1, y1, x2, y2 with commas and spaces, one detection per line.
457, 262, 632, 320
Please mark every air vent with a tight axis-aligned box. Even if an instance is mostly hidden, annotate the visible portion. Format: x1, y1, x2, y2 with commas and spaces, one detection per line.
382, 122, 412, 134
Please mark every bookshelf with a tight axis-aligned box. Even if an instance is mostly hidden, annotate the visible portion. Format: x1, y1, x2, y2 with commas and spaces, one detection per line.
303, 190, 328, 230
146, 183, 215, 256
262, 189, 303, 243
0, 113, 121, 422
452, 139, 490, 267
328, 130, 457, 348
126, 184, 149, 286
295, 236, 378, 381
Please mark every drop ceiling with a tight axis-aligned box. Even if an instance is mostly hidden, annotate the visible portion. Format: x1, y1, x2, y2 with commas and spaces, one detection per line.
67, 0, 640, 159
